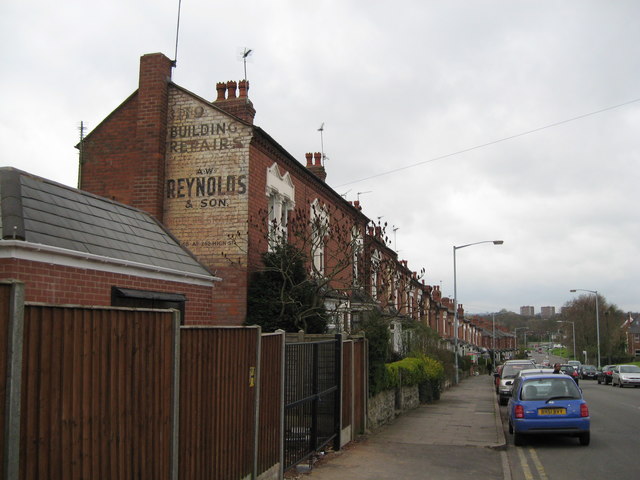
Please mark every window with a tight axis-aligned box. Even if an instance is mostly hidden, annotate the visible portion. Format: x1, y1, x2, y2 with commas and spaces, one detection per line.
351, 225, 363, 284
265, 163, 295, 248
310, 199, 329, 276
371, 249, 381, 299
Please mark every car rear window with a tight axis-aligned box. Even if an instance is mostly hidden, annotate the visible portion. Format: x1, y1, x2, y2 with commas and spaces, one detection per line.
502, 364, 532, 378
520, 378, 581, 401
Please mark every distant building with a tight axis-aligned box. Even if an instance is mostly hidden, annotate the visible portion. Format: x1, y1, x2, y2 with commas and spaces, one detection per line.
622, 315, 640, 357
520, 306, 535, 316
540, 306, 556, 318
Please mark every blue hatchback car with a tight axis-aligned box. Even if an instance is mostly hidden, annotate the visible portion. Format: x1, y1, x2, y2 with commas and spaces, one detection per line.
507, 374, 590, 446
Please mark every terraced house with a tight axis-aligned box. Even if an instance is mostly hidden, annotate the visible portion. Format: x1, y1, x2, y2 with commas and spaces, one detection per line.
76, 52, 499, 357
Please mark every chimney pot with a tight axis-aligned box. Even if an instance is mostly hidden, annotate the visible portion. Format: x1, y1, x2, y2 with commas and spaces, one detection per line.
226, 80, 237, 99
305, 152, 313, 166
216, 82, 226, 101
313, 152, 322, 166
238, 80, 249, 98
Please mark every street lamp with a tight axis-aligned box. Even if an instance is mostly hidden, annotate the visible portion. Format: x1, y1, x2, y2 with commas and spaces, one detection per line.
570, 289, 601, 369
557, 320, 576, 361
453, 240, 504, 384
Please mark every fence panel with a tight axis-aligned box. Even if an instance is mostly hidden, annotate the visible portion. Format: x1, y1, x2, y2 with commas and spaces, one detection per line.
284, 337, 341, 471
19, 305, 177, 480
179, 327, 259, 480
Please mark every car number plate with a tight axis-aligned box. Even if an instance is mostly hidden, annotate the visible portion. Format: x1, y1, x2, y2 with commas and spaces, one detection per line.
539, 408, 566, 415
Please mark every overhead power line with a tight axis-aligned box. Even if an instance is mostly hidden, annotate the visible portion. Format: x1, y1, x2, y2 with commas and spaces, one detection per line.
336, 97, 640, 188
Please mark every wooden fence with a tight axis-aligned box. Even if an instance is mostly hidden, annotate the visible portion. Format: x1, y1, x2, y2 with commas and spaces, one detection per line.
0, 280, 367, 479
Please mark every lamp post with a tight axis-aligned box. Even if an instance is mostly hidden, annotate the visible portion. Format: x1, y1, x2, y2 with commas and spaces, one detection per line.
453, 240, 503, 384
492, 313, 496, 368
570, 289, 601, 369
514, 327, 528, 351
557, 320, 576, 360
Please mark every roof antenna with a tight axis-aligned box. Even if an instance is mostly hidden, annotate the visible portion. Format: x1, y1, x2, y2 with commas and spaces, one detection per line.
77, 121, 86, 188
241, 48, 253, 81
173, 0, 182, 65
357, 191, 371, 202
318, 122, 326, 165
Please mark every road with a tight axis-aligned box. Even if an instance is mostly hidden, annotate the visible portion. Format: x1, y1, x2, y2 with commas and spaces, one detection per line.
499, 376, 640, 480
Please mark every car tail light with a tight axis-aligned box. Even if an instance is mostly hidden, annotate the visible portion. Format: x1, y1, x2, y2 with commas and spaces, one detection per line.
580, 403, 589, 417
515, 405, 524, 418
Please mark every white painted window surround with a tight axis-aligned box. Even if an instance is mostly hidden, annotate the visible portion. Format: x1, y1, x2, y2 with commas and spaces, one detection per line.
265, 163, 295, 248
310, 199, 329, 275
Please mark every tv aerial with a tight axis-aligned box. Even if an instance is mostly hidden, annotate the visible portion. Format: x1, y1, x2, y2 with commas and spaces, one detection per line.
317, 122, 328, 165
239, 47, 253, 81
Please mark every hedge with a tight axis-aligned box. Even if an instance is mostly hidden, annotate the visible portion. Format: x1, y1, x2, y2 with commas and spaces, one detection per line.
369, 355, 444, 398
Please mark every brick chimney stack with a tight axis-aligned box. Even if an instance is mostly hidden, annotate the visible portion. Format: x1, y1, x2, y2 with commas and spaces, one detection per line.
132, 53, 175, 219
305, 152, 327, 182
213, 80, 256, 124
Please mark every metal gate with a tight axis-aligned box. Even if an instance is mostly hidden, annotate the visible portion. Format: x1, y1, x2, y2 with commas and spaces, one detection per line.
283, 336, 341, 470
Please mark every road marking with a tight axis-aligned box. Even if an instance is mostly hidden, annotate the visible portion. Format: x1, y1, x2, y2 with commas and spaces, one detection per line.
517, 447, 534, 480
529, 447, 548, 480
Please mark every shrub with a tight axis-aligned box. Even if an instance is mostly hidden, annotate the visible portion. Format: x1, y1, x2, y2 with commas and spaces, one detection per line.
383, 355, 444, 401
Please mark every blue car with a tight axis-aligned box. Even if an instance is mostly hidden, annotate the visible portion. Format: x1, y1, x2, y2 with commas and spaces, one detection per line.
507, 374, 590, 446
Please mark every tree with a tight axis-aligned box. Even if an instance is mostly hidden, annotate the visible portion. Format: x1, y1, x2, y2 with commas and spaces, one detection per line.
560, 294, 628, 364
245, 242, 328, 333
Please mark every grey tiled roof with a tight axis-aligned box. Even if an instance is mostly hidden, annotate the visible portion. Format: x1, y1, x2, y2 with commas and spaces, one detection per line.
0, 167, 214, 278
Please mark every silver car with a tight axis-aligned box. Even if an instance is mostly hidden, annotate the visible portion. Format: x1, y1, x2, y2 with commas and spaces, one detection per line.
498, 360, 536, 405
611, 365, 640, 388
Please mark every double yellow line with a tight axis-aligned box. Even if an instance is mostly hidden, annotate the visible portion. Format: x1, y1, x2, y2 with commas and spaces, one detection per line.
516, 447, 548, 480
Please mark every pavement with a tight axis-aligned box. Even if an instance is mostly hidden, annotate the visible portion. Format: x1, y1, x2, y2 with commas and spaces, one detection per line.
299, 374, 510, 480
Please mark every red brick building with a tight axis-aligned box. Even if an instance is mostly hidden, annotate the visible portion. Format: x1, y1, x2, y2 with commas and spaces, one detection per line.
80, 53, 403, 327
0, 167, 218, 324
77, 51, 502, 359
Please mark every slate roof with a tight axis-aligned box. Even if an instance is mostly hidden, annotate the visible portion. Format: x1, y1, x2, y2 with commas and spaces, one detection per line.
0, 167, 215, 278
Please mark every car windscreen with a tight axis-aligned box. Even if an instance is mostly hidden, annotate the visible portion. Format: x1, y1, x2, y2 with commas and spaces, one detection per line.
520, 377, 582, 401
619, 365, 640, 373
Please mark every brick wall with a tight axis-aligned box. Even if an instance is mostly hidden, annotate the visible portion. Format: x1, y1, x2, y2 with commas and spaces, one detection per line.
0, 258, 214, 324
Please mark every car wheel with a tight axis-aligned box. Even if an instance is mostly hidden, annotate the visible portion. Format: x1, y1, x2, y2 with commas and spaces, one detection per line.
514, 431, 525, 446
597, 378, 601, 384
619, 382, 623, 388
579, 432, 590, 446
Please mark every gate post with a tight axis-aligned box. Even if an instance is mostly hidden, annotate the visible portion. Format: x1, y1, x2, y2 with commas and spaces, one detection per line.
334, 333, 343, 450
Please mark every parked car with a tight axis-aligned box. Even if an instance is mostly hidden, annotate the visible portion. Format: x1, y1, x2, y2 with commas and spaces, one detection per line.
507, 374, 590, 446
515, 368, 555, 379
567, 360, 582, 369
559, 364, 580, 386
597, 365, 616, 385
497, 360, 536, 405
580, 365, 597, 380
494, 364, 504, 394
611, 365, 640, 388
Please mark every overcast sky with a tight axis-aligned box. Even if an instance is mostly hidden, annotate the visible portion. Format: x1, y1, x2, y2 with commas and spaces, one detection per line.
2, 1, 639, 315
